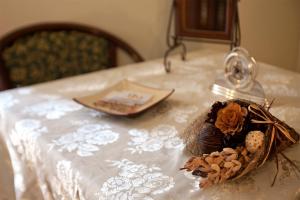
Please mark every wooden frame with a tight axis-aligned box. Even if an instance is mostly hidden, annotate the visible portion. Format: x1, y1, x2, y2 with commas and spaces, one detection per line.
175, 0, 237, 41
0, 22, 144, 90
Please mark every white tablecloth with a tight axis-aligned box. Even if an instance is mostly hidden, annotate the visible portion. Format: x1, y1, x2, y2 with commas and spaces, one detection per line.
1, 49, 300, 200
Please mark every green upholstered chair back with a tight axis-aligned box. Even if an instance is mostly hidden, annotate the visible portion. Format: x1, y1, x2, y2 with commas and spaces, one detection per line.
0, 23, 144, 90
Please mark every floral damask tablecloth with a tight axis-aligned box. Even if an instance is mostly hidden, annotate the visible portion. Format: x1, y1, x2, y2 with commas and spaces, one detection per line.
1, 49, 300, 200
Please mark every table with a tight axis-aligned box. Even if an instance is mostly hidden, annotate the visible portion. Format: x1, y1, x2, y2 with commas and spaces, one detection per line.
1, 49, 300, 200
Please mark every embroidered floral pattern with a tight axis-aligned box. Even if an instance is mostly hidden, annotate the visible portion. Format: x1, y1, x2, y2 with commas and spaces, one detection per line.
149, 102, 198, 123
183, 171, 200, 192
168, 105, 198, 123
127, 124, 184, 154
270, 106, 300, 129
23, 99, 82, 119
51, 124, 119, 156
262, 73, 292, 85
17, 87, 33, 95
0, 93, 19, 109
88, 109, 106, 118
69, 119, 91, 126
58, 82, 107, 93
263, 84, 299, 97
10, 119, 48, 162
278, 158, 300, 185
163, 79, 204, 93
53, 160, 85, 200
100, 159, 174, 199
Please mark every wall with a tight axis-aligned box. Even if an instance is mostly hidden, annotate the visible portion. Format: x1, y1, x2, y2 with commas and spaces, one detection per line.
239, 0, 300, 71
1, 0, 300, 71
298, 40, 300, 71
0, 0, 173, 63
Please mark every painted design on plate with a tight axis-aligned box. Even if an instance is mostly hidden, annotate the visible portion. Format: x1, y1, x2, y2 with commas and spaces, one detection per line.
51, 124, 119, 156
100, 159, 174, 200
127, 124, 184, 154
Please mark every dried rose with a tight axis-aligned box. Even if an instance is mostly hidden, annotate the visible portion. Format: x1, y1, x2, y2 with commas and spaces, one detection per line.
215, 102, 247, 135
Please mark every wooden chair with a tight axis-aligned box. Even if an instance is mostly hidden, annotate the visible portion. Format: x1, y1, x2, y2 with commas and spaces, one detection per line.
0, 22, 144, 91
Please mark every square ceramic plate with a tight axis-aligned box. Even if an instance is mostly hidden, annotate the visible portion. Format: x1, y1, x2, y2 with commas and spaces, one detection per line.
73, 79, 174, 116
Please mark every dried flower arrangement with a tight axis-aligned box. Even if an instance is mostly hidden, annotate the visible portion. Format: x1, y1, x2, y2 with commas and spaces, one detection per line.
181, 99, 300, 188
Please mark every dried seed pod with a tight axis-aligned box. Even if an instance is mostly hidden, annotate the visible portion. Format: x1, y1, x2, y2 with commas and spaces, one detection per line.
231, 160, 242, 172
181, 99, 300, 189
182, 147, 243, 188
222, 148, 238, 161
197, 123, 224, 154
234, 145, 265, 180
224, 162, 234, 168
245, 130, 265, 153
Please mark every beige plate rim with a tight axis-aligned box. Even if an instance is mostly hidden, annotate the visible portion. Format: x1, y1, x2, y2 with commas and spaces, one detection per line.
73, 79, 175, 116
